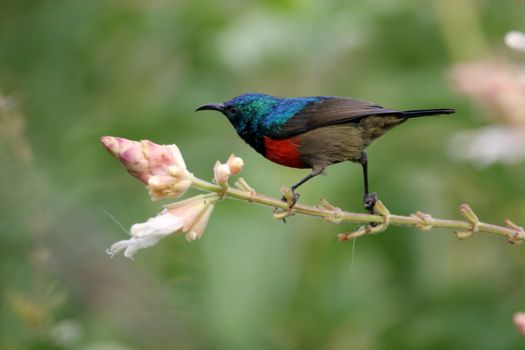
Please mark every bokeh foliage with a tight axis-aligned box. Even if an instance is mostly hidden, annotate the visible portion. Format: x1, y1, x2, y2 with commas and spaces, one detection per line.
1, 0, 524, 349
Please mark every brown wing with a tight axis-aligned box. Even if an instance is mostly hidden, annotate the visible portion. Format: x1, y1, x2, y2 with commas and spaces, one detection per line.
268, 97, 402, 139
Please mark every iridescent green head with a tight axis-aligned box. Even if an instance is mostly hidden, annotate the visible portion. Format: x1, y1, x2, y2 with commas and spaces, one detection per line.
196, 93, 278, 131
196, 93, 281, 147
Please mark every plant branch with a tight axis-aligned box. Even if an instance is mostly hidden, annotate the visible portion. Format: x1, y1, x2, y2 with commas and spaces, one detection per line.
101, 135, 524, 258
190, 177, 524, 243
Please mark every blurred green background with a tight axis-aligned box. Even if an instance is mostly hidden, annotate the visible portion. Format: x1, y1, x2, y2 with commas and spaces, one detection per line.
1, 0, 525, 349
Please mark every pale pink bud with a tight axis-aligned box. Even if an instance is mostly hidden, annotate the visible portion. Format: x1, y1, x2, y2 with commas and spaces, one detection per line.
514, 312, 525, 339
226, 154, 244, 175
213, 161, 231, 185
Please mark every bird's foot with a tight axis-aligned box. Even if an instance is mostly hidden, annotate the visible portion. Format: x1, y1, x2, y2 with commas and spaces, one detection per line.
363, 192, 378, 214
277, 188, 300, 223
280, 185, 300, 209
281, 191, 300, 209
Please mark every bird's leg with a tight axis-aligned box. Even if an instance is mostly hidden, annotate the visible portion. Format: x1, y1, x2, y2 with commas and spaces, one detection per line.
281, 167, 324, 208
358, 151, 377, 214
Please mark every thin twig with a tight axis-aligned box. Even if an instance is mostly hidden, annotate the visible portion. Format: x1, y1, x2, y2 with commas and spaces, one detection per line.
190, 177, 524, 243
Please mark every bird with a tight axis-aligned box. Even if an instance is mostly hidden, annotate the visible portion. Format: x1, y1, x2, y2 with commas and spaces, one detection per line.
196, 93, 454, 212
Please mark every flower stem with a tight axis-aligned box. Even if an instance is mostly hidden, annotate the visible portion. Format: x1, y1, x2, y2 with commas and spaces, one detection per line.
190, 177, 524, 243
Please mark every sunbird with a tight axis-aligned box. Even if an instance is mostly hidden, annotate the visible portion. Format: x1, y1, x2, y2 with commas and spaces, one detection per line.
196, 93, 454, 212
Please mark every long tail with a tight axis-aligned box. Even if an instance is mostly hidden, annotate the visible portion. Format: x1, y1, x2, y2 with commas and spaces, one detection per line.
401, 108, 455, 118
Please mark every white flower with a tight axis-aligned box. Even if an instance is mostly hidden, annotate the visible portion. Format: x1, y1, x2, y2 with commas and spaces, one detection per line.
107, 194, 219, 259
107, 212, 184, 259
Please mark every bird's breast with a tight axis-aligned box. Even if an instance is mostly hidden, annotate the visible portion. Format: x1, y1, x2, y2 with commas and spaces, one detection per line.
262, 136, 308, 169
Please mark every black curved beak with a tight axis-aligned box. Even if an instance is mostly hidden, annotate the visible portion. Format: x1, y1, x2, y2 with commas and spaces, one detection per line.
195, 103, 224, 112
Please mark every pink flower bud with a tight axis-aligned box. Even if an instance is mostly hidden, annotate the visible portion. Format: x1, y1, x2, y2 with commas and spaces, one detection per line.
213, 161, 231, 185
101, 136, 192, 200
226, 154, 244, 175
101, 136, 150, 183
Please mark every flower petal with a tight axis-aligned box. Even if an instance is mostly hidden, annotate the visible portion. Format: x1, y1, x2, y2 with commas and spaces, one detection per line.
123, 235, 163, 259
101, 136, 151, 183
142, 140, 177, 176
167, 144, 187, 169
185, 203, 215, 241
106, 234, 164, 259
147, 175, 191, 200
106, 240, 131, 258
130, 212, 184, 237
226, 154, 244, 175
213, 161, 231, 184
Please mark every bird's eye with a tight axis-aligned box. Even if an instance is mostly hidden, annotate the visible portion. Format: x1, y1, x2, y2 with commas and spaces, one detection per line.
228, 106, 239, 115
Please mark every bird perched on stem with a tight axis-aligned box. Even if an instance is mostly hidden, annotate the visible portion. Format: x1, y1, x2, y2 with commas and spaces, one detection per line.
196, 93, 454, 212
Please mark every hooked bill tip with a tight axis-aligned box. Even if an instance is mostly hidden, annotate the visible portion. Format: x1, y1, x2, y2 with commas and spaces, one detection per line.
195, 103, 224, 112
